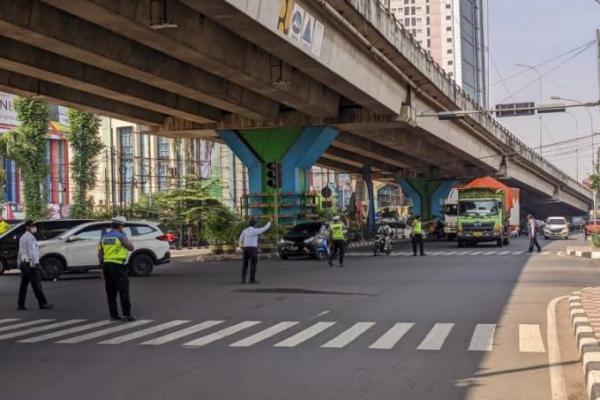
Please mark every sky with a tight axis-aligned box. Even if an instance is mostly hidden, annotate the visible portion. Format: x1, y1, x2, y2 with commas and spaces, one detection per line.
488, 0, 599, 181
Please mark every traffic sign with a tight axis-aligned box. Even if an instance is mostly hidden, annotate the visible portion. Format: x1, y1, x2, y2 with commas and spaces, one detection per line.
495, 102, 535, 118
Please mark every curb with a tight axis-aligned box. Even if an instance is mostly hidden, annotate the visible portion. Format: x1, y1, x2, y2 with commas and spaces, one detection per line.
568, 289, 600, 400
560, 250, 600, 259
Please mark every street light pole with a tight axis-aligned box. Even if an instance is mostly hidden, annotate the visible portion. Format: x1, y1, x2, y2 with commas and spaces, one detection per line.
516, 64, 543, 155
565, 111, 580, 181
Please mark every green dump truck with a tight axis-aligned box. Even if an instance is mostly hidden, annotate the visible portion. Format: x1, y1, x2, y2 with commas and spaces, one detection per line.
457, 178, 515, 248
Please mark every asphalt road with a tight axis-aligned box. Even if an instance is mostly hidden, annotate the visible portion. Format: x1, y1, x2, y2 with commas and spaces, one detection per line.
0, 235, 597, 400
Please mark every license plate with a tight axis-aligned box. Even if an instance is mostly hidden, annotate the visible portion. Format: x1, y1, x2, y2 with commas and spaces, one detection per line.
473, 232, 483, 237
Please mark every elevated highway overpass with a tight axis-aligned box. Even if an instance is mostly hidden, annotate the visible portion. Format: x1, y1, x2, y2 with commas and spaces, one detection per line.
0, 0, 592, 215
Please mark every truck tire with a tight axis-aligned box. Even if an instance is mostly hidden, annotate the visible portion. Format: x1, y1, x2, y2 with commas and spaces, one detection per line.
457, 239, 464, 248
496, 238, 503, 247
280, 252, 289, 260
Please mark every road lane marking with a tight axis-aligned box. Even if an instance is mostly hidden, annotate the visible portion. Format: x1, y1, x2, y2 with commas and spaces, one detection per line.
141, 320, 224, 345
455, 251, 469, 255
274, 322, 336, 347
57, 320, 153, 344
321, 322, 375, 348
100, 320, 190, 345
0, 318, 19, 325
183, 321, 260, 347
498, 251, 510, 255
519, 324, 546, 352
428, 251, 441, 255
230, 322, 299, 347
19, 320, 114, 343
445, 252, 457, 255
468, 324, 496, 351
417, 323, 455, 350
512, 251, 524, 255
0, 319, 85, 341
470, 251, 483, 255
0, 319, 54, 333
369, 322, 414, 349
483, 251, 496, 255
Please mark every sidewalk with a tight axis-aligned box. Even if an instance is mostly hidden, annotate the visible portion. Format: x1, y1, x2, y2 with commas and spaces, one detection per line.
556, 234, 600, 259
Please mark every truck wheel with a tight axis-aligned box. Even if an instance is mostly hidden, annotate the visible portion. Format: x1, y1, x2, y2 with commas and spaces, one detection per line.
496, 238, 503, 247
457, 239, 464, 248
130, 253, 154, 276
40, 256, 64, 281
280, 253, 289, 260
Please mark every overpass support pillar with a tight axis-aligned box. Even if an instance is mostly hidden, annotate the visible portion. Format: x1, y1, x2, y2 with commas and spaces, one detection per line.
397, 178, 458, 220
218, 127, 338, 224
362, 165, 376, 235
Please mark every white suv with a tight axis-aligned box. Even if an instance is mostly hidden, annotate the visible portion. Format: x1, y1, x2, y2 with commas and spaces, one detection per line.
38, 220, 171, 280
543, 216, 570, 240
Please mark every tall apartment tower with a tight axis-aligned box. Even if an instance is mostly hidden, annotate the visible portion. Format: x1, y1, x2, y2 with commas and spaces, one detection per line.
390, 0, 487, 107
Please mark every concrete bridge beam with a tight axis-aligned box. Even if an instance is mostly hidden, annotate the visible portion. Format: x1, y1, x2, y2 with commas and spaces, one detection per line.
0, 0, 278, 120
40, 0, 341, 119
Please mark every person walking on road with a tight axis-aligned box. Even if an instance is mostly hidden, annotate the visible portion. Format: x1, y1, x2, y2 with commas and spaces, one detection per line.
328, 216, 346, 266
239, 219, 272, 284
99, 217, 135, 321
527, 214, 541, 253
17, 220, 53, 310
411, 215, 425, 256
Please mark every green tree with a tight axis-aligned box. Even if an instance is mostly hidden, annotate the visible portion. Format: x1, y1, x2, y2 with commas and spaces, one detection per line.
0, 97, 49, 219
66, 109, 103, 218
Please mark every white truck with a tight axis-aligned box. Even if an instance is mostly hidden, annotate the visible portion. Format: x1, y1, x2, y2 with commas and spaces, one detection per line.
443, 187, 459, 239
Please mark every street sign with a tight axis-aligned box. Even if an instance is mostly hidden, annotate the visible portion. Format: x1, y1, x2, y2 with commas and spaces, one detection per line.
537, 104, 567, 114
321, 186, 332, 198
495, 102, 535, 118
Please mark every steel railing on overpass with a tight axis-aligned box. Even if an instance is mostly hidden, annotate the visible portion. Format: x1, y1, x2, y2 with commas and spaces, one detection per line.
354, 0, 591, 200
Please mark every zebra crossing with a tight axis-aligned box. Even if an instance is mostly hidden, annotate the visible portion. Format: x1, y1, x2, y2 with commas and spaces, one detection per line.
347, 250, 557, 257
0, 317, 548, 354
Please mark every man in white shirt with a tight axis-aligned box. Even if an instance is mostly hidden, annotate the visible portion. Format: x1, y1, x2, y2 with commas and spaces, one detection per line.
238, 219, 271, 284
17, 220, 53, 310
527, 214, 541, 253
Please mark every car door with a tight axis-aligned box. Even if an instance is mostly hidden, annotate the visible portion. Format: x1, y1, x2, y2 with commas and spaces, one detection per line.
66, 224, 109, 267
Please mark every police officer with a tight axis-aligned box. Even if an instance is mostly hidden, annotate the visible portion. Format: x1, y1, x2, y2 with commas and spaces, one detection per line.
99, 217, 135, 321
328, 216, 346, 266
411, 215, 425, 256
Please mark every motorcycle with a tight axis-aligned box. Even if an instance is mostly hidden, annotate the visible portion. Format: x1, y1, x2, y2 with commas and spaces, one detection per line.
373, 233, 392, 256
313, 234, 330, 261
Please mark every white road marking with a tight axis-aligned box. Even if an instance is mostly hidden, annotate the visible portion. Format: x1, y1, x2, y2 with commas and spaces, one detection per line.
99, 320, 190, 345
0, 318, 19, 325
57, 320, 153, 344
519, 324, 546, 352
455, 251, 470, 255
547, 295, 568, 400
483, 251, 497, 255
0, 319, 85, 341
183, 321, 260, 347
468, 324, 496, 351
274, 322, 336, 347
428, 251, 441, 255
417, 323, 455, 350
314, 310, 330, 318
19, 320, 114, 343
141, 320, 224, 345
445, 252, 457, 255
512, 251, 524, 255
470, 251, 483, 255
369, 322, 414, 349
321, 322, 375, 348
498, 251, 511, 255
0, 319, 54, 333
230, 322, 299, 347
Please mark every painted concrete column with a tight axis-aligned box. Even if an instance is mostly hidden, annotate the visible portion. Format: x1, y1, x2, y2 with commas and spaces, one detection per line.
397, 178, 458, 220
362, 165, 376, 234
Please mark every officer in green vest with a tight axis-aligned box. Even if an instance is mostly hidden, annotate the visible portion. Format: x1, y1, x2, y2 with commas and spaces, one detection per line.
328, 216, 346, 266
98, 217, 135, 321
411, 215, 425, 256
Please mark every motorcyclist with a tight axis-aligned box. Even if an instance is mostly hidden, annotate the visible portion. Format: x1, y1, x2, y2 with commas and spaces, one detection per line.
376, 222, 393, 253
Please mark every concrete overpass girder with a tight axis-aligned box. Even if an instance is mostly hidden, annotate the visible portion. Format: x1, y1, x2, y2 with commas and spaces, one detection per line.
40, 0, 341, 119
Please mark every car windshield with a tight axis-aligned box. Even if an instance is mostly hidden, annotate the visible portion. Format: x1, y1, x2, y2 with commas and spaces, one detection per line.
288, 223, 322, 235
459, 200, 499, 216
0, 222, 24, 239
547, 218, 566, 225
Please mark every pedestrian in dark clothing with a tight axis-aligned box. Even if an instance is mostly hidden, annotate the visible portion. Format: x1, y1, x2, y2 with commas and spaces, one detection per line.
17, 220, 53, 310
238, 219, 271, 283
527, 214, 541, 253
99, 216, 135, 321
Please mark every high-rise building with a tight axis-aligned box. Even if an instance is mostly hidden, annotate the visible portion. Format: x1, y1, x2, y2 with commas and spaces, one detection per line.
390, 0, 487, 107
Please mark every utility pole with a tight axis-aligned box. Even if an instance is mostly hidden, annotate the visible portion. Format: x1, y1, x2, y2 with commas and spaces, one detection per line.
109, 126, 116, 216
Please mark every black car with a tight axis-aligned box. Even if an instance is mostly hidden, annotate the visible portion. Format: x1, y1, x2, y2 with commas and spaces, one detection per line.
0, 219, 93, 274
278, 221, 327, 260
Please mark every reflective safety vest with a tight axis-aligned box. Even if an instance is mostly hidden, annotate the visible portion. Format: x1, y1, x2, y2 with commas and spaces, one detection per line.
330, 222, 345, 240
412, 220, 422, 235
0, 220, 9, 235
100, 234, 127, 265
